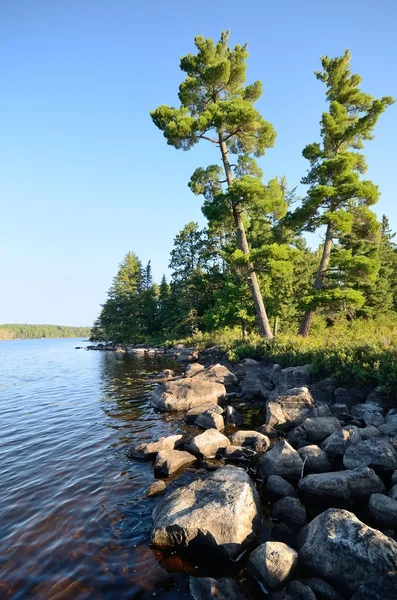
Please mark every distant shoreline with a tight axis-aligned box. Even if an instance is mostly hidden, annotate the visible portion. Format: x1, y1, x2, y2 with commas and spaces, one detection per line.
0, 324, 91, 341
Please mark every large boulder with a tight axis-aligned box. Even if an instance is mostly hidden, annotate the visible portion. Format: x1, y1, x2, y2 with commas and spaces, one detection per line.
150, 378, 226, 411
273, 364, 313, 388
185, 363, 205, 377
230, 430, 270, 452
302, 417, 341, 443
193, 363, 239, 392
189, 577, 246, 600
298, 508, 397, 594
320, 426, 362, 458
248, 541, 298, 591
343, 438, 397, 472
257, 440, 303, 481
152, 466, 262, 560
368, 493, 397, 529
298, 467, 385, 501
154, 449, 196, 477
351, 571, 397, 600
187, 429, 231, 459
298, 445, 332, 474
266, 387, 329, 431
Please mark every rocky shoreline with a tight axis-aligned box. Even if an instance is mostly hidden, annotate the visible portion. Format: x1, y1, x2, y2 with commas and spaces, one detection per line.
91, 343, 397, 598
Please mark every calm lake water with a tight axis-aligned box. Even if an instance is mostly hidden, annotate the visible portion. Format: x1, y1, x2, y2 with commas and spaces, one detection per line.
0, 338, 197, 599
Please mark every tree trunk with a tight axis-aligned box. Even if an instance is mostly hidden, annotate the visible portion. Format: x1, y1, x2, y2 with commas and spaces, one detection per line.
273, 315, 279, 337
241, 319, 247, 341
218, 134, 274, 340
299, 222, 334, 337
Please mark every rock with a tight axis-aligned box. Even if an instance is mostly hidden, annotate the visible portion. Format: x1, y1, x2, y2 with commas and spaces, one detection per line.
286, 425, 309, 449
146, 480, 167, 497
299, 466, 385, 501
198, 346, 231, 369
152, 466, 261, 560
176, 347, 199, 362
308, 378, 336, 405
284, 581, 317, 600
230, 430, 270, 451
360, 425, 381, 440
388, 485, 397, 500
320, 425, 362, 458
271, 497, 307, 529
298, 445, 332, 474
158, 368, 175, 380
150, 378, 226, 411
303, 578, 343, 600
273, 364, 313, 388
393, 470, 397, 485
194, 363, 239, 392
189, 577, 247, 600
363, 411, 384, 427
265, 475, 296, 500
302, 417, 341, 442
154, 449, 196, 477
343, 438, 397, 472
195, 410, 225, 431
368, 493, 397, 528
351, 402, 385, 419
185, 403, 223, 423
379, 422, 397, 436
334, 388, 368, 406
225, 406, 244, 426
241, 375, 271, 400
187, 429, 231, 459
127, 434, 183, 460
185, 363, 205, 376
257, 440, 303, 481
257, 424, 280, 439
351, 571, 397, 600
224, 445, 250, 461
266, 387, 328, 431
200, 457, 226, 471
298, 508, 397, 594
247, 541, 298, 591
385, 408, 397, 424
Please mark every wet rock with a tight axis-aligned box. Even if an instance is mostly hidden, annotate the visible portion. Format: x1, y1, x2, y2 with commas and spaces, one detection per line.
152, 466, 261, 560
368, 493, 397, 528
298, 445, 332, 474
320, 425, 362, 458
154, 449, 196, 477
189, 576, 247, 600
351, 571, 397, 600
257, 440, 303, 481
150, 378, 226, 411
247, 541, 298, 591
303, 577, 343, 600
363, 411, 384, 427
185, 363, 205, 377
271, 497, 307, 529
225, 406, 244, 426
195, 410, 225, 431
302, 417, 341, 442
284, 581, 317, 600
127, 434, 183, 460
343, 438, 397, 472
265, 475, 296, 500
298, 508, 397, 594
146, 480, 167, 497
298, 467, 385, 501
230, 430, 270, 452
185, 403, 223, 423
187, 429, 231, 459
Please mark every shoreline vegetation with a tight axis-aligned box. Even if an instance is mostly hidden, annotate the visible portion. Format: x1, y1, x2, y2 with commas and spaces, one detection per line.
0, 324, 91, 341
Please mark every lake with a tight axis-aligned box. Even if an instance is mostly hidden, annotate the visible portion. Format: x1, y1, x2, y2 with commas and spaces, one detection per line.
0, 338, 195, 599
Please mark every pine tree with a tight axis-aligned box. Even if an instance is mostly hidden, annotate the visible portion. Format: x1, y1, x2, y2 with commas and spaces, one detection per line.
151, 31, 283, 339
291, 50, 394, 336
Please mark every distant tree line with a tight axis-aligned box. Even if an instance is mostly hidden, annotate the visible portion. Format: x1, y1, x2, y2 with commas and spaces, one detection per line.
91, 33, 395, 343
0, 324, 91, 340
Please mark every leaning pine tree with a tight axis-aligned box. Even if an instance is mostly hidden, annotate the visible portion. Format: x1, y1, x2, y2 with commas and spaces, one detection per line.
292, 50, 393, 337
150, 31, 283, 339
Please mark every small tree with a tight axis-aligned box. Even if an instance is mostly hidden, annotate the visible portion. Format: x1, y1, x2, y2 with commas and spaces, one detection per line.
151, 31, 283, 339
291, 50, 393, 336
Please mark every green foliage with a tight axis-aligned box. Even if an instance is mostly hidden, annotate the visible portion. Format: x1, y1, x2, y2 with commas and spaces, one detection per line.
0, 324, 91, 340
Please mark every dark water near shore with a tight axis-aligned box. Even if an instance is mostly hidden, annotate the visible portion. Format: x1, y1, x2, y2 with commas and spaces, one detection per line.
0, 338, 197, 599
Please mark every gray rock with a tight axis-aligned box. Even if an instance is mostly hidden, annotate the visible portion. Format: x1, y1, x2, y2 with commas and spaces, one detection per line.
150, 378, 226, 411
146, 480, 167, 497
392, 470, 397, 485
194, 363, 239, 392
343, 438, 397, 472
154, 449, 196, 476
298, 467, 385, 501
241, 375, 271, 400
351, 571, 397, 600
351, 402, 385, 419
284, 581, 317, 600
286, 424, 309, 449
158, 368, 175, 380
185, 403, 223, 423
257, 423, 280, 439
308, 378, 336, 405
189, 577, 246, 600
360, 425, 381, 440
223, 445, 250, 461
298, 508, 397, 593
195, 410, 225, 431
335, 388, 368, 406
185, 362, 205, 376
388, 484, 397, 500
265, 475, 296, 500
302, 417, 341, 442
230, 430, 270, 452
321, 425, 362, 458
298, 445, 332, 474
266, 387, 320, 431
187, 429, 231, 459
257, 440, 303, 481
368, 493, 397, 528
385, 408, 397, 424
152, 466, 261, 560
200, 457, 226, 471
127, 434, 183, 460
247, 541, 298, 591
363, 411, 384, 427
303, 578, 343, 600
225, 405, 244, 426
271, 497, 307, 529
176, 347, 199, 362
273, 364, 313, 388
379, 422, 397, 436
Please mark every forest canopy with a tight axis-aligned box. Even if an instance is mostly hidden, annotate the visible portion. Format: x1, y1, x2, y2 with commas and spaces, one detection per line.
0, 324, 91, 341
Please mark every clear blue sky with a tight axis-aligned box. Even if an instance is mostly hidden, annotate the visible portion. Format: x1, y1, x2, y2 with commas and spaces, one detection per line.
1, 0, 396, 326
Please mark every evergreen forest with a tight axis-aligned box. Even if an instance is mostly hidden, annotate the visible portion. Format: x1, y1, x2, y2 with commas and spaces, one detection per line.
0, 324, 91, 340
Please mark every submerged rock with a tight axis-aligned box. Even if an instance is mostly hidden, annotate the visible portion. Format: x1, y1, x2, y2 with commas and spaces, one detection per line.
152, 466, 262, 560
298, 467, 385, 501
247, 541, 298, 591
298, 508, 397, 593
150, 378, 226, 411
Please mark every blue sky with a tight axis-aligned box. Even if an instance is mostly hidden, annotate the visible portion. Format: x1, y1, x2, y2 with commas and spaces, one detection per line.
1, 0, 396, 326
